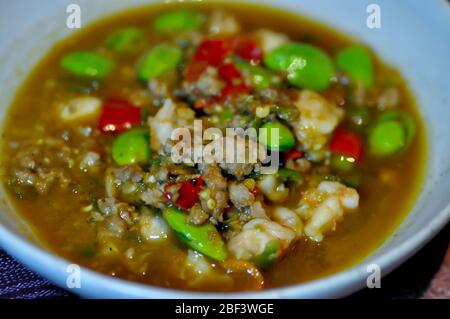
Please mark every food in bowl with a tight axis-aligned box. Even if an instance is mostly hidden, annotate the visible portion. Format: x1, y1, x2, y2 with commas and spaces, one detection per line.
0, 2, 426, 292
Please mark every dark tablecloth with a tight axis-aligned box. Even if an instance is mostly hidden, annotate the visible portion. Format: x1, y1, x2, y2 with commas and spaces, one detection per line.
0, 250, 71, 299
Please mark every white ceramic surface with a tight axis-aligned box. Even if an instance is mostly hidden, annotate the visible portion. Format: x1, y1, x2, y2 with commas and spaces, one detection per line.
0, 0, 449, 298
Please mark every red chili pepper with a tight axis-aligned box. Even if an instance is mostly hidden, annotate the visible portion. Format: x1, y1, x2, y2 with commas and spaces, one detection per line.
218, 63, 242, 84
97, 99, 141, 133
196, 39, 232, 66
233, 36, 263, 62
284, 150, 303, 162
185, 39, 233, 81
330, 128, 364, 161
219, 83, 251, 102
175, 177, 204, 211
217, 63, 250, 101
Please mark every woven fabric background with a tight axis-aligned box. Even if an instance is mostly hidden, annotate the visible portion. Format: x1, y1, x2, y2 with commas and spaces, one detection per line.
0, 250, 71, 299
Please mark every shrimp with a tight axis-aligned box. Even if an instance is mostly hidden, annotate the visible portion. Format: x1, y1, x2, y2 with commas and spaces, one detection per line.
292, 90, 344, 158
185, 250, 213, 276
228, 218, 295, 261
139, 214, 169, 241
183, 250, 234, 289
295, 181, 359, 242
148, 99, 195, 152
272, 206, 303, 238
228, 181, 255, 210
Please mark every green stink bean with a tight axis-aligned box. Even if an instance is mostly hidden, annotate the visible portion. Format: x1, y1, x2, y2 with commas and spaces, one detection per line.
163, 207, 228, 261
264, 43, 335, 91
137, 44, 183, 82
368, 110, 416, 156
377, 110, 415, 147
112, 129, 150, 166
259, 122, 296, 152
105, 27, 145, 52
60, 51, 115, 78
336, 46, 374, 88
154, 10, 205, 33
236, 61, 277, 90
369, 120, 405, 156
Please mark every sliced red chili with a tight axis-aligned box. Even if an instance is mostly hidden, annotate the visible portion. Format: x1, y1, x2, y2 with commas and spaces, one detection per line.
97, 99, 141, 133
196, 39, 232, 66
218, 63, 242, 84
233, 36, 263, 62
185, 38, 254, 104
330, 128, 364, 161
175, 177, 204, 211
217, 63, 250, 101
185, 39, 232, 81
284, 150, 303, 162
219, 83, 251, 102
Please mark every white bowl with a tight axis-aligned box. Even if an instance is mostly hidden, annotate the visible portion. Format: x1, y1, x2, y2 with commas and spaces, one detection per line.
0, 0, 449, 298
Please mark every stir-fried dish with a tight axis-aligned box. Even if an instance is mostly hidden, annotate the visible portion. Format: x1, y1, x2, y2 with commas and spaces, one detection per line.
0, 3, 426, 291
